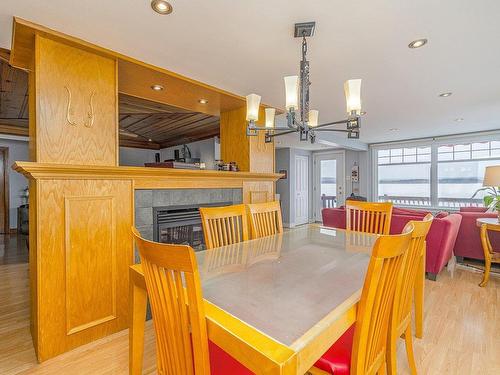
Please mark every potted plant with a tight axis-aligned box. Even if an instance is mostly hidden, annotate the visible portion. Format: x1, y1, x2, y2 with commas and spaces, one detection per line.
472, 186, 500, 220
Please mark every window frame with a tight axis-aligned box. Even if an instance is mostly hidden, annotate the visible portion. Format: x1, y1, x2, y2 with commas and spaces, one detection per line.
370, 132, 500, 209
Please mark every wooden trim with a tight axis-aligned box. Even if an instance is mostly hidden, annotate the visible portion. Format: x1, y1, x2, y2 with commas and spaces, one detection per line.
0, 147, 9, 234
119, 139, 161, 150
13, 162, 283, 182
0, 124, 29, 137
0, 47, 10, 63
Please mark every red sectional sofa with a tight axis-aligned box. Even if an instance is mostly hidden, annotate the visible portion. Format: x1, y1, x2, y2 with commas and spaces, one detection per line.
454, 207, 500, 260
322, 207, 462, 280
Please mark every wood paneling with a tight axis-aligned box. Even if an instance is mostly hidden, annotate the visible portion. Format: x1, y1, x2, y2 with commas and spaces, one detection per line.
64, 196, 116, 335
220, 106, 274, 172
34, 36, 118, 165
34, 179, 133, 361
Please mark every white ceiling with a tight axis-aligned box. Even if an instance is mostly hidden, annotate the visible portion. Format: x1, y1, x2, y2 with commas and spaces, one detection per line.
1, 0, 499, 145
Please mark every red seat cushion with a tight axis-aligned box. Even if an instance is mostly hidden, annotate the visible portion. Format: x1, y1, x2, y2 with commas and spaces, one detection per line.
209, 340, 254, 374
314, 324, 355, 375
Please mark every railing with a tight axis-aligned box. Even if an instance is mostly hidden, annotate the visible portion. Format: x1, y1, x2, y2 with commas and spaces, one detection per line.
321, 194, 337, 208
378, 195, 484, 208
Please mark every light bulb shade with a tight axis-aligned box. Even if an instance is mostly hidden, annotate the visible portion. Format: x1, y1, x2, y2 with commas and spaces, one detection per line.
265, 108, 276, 128
308, 110, 319, 127
284, 75, 299, 110
344, 79, 362, 115
483, 165, 500, 187
246, 94, 261, 121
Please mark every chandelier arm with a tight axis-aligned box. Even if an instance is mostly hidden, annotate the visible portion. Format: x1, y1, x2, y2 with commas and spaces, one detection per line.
312, 128, 352, 133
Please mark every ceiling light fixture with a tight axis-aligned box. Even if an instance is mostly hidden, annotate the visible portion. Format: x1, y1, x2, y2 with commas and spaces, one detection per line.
151, 0, 173, 15
245, 22, 363, 144
151, 84, 164, 91
408, 38, 428, 49
360, 111, 367, 115
439, 92, 452, 97
389, 128, 399, 132
454, 118, 464, 122
198, 99, 208, 104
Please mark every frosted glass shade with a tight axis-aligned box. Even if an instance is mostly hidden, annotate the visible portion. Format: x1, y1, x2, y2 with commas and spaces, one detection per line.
246, 94, 261, 121
308, 110, 319, 127
265, 108, 276, 128
344, 79, 362, 115
284, 75, 299, 110
483, 166, 500, 186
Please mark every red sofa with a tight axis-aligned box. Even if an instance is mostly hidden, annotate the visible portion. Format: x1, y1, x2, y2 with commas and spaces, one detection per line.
322, 207, 462, 280
454, 207, 500, 260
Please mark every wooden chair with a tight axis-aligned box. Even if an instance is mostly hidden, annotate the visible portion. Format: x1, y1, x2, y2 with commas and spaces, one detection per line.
246, 200, 283, 239
346, 201, 393, 235
387, 214, 433, 375
479, 222, 500, 287
311, 224, 414, 375
199, 204, 249, 249
131, 227, 252, 375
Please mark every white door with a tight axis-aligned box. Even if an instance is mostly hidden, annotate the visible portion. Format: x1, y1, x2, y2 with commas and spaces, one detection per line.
313, 152, 345, 222
295, 155, 309, 226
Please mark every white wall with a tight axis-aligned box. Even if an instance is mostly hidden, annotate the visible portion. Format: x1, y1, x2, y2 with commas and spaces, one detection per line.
119, 147, 158, 166
0, 138, 29, 229
160, 137, 220, 170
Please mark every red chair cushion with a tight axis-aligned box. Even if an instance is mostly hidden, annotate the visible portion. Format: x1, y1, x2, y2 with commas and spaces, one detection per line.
209, 341, 254, 374
314, 324, 355, 375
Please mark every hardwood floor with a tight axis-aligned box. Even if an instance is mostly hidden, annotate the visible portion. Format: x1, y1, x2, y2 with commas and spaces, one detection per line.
0, 234, 498, 374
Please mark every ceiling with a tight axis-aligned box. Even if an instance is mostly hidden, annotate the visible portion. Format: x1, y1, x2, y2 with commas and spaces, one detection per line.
0, 60, 220, 149
1, 0, 499, 145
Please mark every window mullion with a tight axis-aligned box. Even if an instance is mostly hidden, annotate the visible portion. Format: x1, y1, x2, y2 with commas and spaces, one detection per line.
431, 145, 438, 207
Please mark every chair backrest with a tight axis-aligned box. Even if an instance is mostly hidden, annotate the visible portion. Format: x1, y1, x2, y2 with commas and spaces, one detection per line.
199, 204, 249, 249
246, 201, 283, 239
392, 214, 433, 333
132, 227, 210, 375
351, 225, 413, 374
346, 201, 393, 235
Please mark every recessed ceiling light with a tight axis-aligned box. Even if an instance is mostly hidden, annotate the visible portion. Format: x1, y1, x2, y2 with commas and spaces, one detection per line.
454, 118, 464, 122
148, 138, 153, 142
360, 111, 367, 115
151, 0, 173, 14
439, 92, 452, 97
389, 128, 399, 131
408, 38, 428, 49
198, 99, 209, 104
151, 84, 164, 91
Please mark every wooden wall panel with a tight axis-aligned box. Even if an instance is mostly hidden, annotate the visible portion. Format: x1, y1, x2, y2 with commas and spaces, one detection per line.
65, 196, 116, 335
35, 179, 132, 361
35, 36, 118, 165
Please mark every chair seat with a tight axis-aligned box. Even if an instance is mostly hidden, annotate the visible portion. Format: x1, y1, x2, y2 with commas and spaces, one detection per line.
313, 324, 355, 375
209, 340, 254, 374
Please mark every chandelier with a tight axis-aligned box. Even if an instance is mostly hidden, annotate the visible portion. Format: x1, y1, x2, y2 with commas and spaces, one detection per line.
245, 22, 363, 144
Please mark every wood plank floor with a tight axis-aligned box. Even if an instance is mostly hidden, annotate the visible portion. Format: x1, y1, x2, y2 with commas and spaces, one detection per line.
0, 234, 499, 374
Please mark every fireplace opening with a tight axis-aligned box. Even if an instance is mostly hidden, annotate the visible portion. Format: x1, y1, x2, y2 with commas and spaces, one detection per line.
153, 202, 232, 251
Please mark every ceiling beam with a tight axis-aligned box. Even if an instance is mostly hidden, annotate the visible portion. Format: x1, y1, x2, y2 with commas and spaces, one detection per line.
0, 48, 10, 63
0, 123, 29, 136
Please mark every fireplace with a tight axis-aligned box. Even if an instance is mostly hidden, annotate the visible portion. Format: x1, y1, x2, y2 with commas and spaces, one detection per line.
153, 202, 232, 251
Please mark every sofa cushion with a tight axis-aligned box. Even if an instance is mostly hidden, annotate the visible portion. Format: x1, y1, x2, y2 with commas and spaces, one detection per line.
435, 211, 449, 218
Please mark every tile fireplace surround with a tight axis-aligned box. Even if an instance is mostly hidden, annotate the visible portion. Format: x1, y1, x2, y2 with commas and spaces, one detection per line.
134, 188, 243, 241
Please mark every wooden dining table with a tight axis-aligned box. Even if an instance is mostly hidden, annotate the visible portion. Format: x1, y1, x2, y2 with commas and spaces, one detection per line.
129, 226, 425, 374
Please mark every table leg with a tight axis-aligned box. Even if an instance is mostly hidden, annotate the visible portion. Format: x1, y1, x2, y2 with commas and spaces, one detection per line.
479, 224, 491, 287
414, 244, 425, 339
130, 272, 148, 375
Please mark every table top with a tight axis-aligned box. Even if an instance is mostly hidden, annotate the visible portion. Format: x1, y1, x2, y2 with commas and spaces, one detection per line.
195, 226, 377, 350
477, 217, 500, 227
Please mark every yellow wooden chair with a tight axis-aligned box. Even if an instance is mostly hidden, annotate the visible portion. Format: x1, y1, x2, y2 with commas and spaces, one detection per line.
310, 224, 414, 375
199, 204, 249, 249
132, 228, 253, 375
346, 201, 393, 235
387, 214, 433, 375
246, 200, 283, 239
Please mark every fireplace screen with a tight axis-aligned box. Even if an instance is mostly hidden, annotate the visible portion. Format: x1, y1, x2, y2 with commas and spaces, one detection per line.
154, 203, 231, 251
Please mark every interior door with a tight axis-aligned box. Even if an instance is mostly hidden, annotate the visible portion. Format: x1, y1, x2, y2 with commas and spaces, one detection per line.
295, 155, 309, 226
314, 152, 345, 222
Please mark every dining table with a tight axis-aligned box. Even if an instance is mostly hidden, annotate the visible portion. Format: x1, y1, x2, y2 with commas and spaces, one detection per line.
128, 225, 424, 374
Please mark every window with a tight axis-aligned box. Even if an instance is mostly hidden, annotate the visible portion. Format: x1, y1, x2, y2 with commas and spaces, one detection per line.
377, 147, 431, 206
437, 141, 500, 207
372, 136, 500, 208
